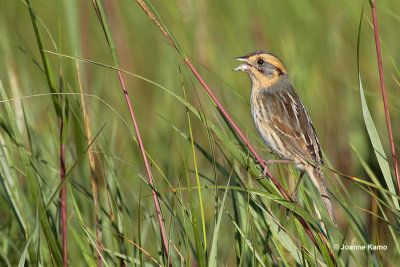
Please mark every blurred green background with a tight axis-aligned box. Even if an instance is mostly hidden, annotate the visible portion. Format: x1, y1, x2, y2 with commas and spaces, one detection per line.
0, 0, 399, 265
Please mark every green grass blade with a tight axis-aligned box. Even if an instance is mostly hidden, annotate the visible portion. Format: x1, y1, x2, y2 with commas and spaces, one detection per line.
208, 174, 232, 267
69, 227, 97, 267
358, 76, 398, 209
182, 71, 207, 256
18, 205, 39, 267
17, 229, 34, 267
178, 134, 205, 266
231, 219, 266, 267
80, 223, 110, 267
25, 0, 61, 116
0, 149, 27, 237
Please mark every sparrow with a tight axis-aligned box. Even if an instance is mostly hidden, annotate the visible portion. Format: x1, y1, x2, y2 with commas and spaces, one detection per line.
234, 51, 337, 226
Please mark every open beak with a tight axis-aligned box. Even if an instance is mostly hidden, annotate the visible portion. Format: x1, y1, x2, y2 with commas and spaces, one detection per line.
233, 57, 252, 72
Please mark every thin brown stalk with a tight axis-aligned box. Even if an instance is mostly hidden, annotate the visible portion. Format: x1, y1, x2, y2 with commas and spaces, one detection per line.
135, 0, 326, 259
76, 61, 102, 267
371, 0, 400, 197
59, 63, 67, 267
112, 230, 162, 266
60, 119, 67, 267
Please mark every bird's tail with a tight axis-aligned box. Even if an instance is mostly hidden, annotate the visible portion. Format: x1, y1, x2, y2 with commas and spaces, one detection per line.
307, 166, 337, 227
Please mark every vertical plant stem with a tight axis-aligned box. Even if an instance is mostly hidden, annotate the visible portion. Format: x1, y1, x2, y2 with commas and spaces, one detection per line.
76, 61, 102, 266
60, 119, 67, 266
371, 0, 400, 196
178, 134, 204, 266
138, 180, 144, 266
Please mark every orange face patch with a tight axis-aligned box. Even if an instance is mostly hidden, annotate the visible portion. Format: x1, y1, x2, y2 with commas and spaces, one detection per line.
247, 53, 287, 75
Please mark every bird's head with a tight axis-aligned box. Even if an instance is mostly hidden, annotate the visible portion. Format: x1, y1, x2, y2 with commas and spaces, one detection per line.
234, 51, 287, 87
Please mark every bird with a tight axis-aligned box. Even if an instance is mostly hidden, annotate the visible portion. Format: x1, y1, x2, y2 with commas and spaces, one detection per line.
233, 51, 337, 226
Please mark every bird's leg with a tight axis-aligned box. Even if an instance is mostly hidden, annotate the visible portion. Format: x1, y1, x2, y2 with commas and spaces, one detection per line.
285, 171, 305, 220
291, 171, 305, 202
256, 159, 294, 180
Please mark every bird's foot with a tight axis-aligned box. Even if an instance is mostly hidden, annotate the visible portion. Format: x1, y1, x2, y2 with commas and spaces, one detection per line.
256, 164, 269, 180
290, 172, 304, 202
255, 159, 294, 180
290, 191, 298, 203
285, 191, 300, 220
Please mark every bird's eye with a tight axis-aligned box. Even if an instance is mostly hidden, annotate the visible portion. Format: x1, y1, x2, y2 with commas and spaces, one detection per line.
257, 59, 264, 65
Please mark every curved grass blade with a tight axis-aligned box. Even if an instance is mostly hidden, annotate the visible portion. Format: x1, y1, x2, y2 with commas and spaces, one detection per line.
358, 76, 399, 211
0, 152, 27, 237
208, 173, 232, 267
18, 204, 39, 267
18, 228, 34, 267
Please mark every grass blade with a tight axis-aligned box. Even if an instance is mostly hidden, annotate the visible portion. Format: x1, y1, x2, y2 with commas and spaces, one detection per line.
18, 229, 34, 267
208, 174, 232, 267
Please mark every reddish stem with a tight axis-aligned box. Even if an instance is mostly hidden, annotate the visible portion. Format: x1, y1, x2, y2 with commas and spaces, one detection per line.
117, 71, 171, 265
371, 0, 400, 197
97, 226, 102, 267
60, 118, 67, 266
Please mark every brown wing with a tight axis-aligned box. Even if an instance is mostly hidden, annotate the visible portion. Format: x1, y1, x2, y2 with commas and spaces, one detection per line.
257, 87, 323, 165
